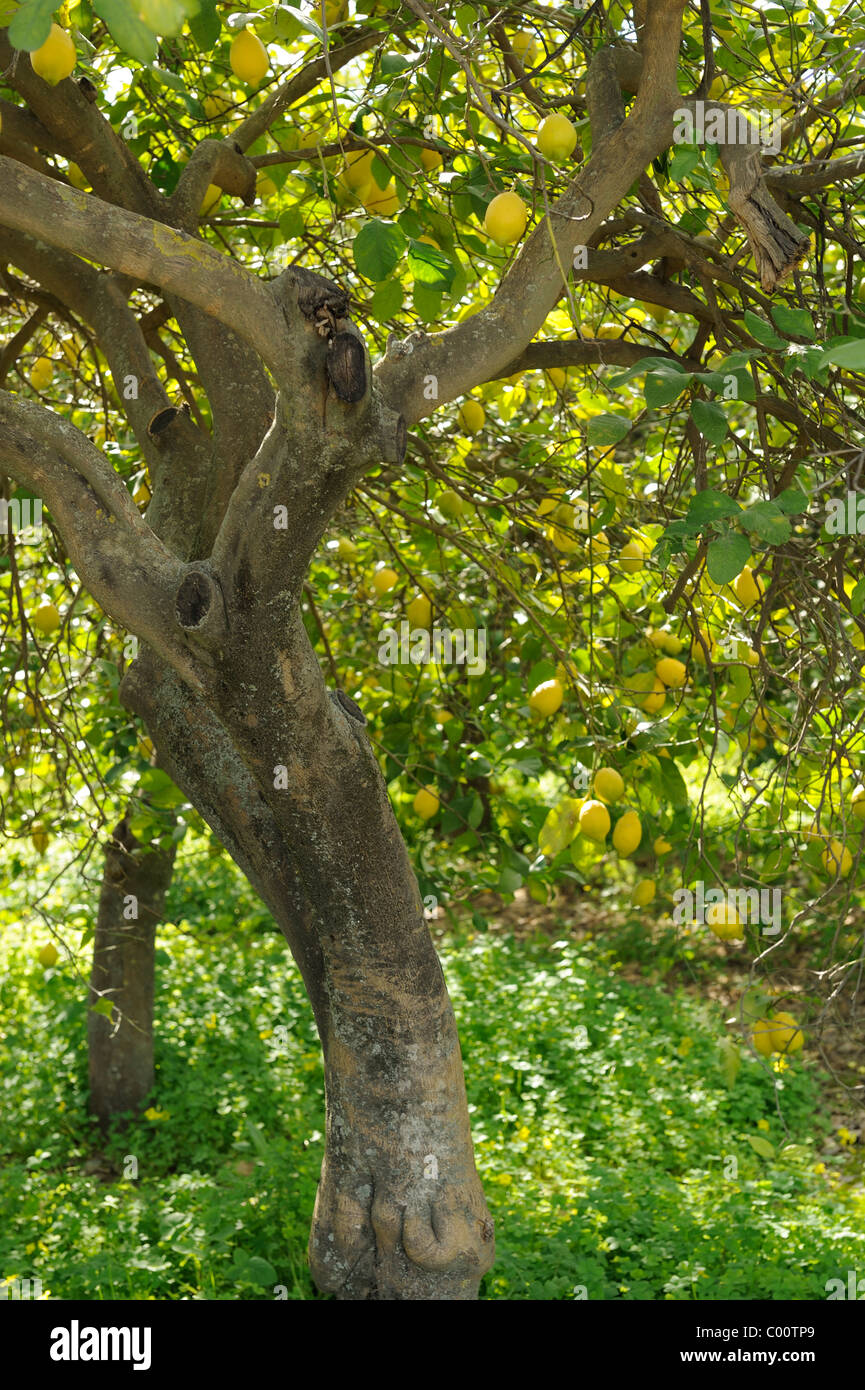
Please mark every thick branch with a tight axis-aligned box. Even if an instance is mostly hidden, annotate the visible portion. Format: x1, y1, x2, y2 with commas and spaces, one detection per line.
375, 0, 687, 424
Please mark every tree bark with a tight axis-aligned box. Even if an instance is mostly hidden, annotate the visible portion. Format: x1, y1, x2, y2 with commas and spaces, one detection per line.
87, 814, 177, 1129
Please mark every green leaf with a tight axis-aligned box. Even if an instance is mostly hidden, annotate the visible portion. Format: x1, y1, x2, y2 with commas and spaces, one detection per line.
669, 145, 700, 181
718, 1038, 740, 1090
353, 219, 406, 281
538, 798, 582, 858
244, 1255, 278, 1286
137, 0, 187, 37
188, 0, 220, 48
737, 500, 791, 545
645, 370, 690, 409
746, 1134, 775, 1159
743, 310, 784, 349
657, 756, 688, 807
370, 279, 404, 321
818, 338, 865, 371
93, 0, 159, 62
851, 578, 865, 617
587, 414, 631, 448
90, 998, 116, 1020
278, 206, 305, 241
690, 398, 728, 445
412, 281, 442, 323
406, 239, 456, 289
773, 486, 808, 514
771, 304, 816, 340
706, 531, 751, 584
687, 488, 740, 524
8, 0, 55, 50
498, 865, 523, 894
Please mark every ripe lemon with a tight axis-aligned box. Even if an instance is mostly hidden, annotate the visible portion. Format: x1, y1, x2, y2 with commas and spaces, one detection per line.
38, 942, 59, 967
458, 399, 485, 433
654, 835, 672, 855
821, 838, 852, 877
372, 567, 399, 595
706, 902, 744, 940
323, 0, 348, 22
420, 147, 444, 172
529, 678, 563, 717
66, 162, 88, 190
200, 184, 222, 215
203, 93, 232, 119
594, 767, 624, 803
632, 879, 656, 907
619, 540, 644, 573
752, 1018, 775, 1056
545, 366, 566, 391
256, 172, 277, 199
612, 809, 642, 856
406, 594, 432, 628
32, 602, 60, 635
413, 786, 439, 820
344, 149, 375, 190
510, 31, 540, 65
734, 564, 762, 607
29, 357, 53, 391
641, 677, 666, 714
230, 29, 269, 85
655, 656, 687, 688
536, 113, 577, 162
586, 531, 609, 562
363, 182, 400, 215
579, 799, 611, 842
851, 785, 865, 821
31, 23, 76, 85
484, 191, 528, 246
337, 536, 358, 559
767, 1011, 804, 1054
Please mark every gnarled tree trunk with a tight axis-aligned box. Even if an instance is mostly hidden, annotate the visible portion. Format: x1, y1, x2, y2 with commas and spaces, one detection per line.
87, 814, 176, 1128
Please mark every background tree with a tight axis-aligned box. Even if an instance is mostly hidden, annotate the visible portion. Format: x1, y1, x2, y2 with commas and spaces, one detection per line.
2, 0, 864, 1300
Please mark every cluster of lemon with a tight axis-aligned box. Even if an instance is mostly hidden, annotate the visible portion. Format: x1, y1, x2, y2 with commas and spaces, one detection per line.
751, 1011, 804, 1057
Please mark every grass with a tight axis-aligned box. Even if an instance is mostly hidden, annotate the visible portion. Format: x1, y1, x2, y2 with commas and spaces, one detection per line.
1, 866, 863, 1300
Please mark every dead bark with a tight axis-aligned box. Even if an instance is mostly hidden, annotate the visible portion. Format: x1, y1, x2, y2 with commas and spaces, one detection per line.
87, 814, 177, 1129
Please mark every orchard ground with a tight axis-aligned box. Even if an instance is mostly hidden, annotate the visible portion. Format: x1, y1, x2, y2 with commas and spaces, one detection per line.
1, 840, 862, 1302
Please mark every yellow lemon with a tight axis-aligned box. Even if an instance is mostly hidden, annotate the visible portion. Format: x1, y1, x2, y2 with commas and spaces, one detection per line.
593, 767, 624, 803
230, 29, 269, 85
203, 93, 232, 119
767, 1011, 804, 1054
537, 113, 577, 162
323, 0, 348, 22
38, 942, 59, 967
632, 879, 656, 907
752, 1018, 775, 1056
579, 799, 611, 842
545, 366, 566, 391
484, 191, 528, 246
641, 677, 666, 714
372, 567, 399, 596
619, 540, 644, 573
29, 357, 53, 391
851, 785, 865, 821
363, 182, 400, 215
337, 536, 358, 559
654, 835, 672, 855
734, 564, 762, 607
655, 656, 687, 688
200, 183, 223, 215
31, 23, 76, 85
821, 838, 852, 877
706, 902, 744, 940
32, 603, 60, 635
413, 786, 439, 820
420, 147, 444, 172
406, 594, 432, 628
458, 399, 485, 433
256, 172, 278, 199
529, 679, 563, 717
344, 149, 375, 190
612, 809, 642, 856
31, 826, 49, 855
510, 31, 540, 65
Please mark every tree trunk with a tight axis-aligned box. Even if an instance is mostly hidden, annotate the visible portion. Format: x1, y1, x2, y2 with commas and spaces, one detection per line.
121, 634, 495, 1300
87, 814, 177, 1128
